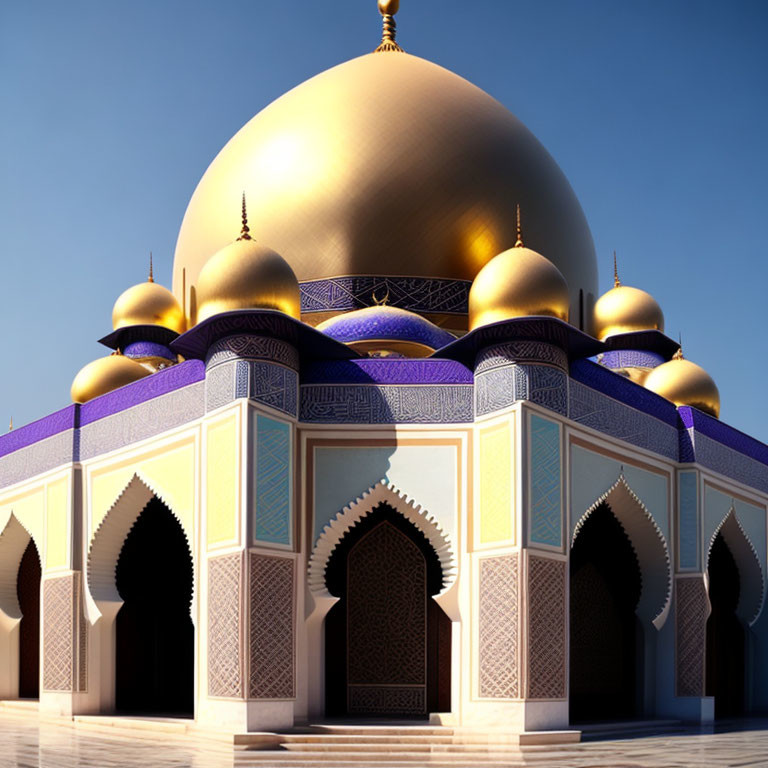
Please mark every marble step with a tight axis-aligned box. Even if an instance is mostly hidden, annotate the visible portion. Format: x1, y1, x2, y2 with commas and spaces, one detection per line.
578, 718, 683, 739
309, 724, 454, 736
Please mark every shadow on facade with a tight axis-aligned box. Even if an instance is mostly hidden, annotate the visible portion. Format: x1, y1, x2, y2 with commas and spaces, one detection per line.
114, 497, 194, 716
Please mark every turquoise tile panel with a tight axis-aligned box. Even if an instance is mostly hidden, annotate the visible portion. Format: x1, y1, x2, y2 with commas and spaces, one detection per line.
678, 471, 699, 570
530, 414, 562, 547
255, 415, 292, 545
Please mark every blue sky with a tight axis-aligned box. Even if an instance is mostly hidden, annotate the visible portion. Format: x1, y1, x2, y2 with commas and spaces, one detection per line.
1, 1, 766, 439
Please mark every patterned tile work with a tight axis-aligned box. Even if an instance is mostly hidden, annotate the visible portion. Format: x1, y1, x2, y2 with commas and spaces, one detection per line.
568, 380, 679, 460
302, 358, 473, 385
207, 554, 243, 698
79, 382, 204, 460
676, 576, 709, 697
479, 424, 513, 544
255, 417, 292, 546
527, 556, 567, 699
692, 432, 768, 495
475, 342, 568, 374
206, 335, 299, 370
0, 431, 75, 490
249, 362, 298, 418
530, 415, 562, 548
478, 555, 519, 698
476, 365, 568, 417
299, 276, 471, 315
43, 575, 74, 691
599, 349, 664, 369
248, 555, 295, 699
347, 686, 426, 715
75, 577, 87, 692
300, 384, 473, 424
678, 472, 700, 571
206, 362, 236, 412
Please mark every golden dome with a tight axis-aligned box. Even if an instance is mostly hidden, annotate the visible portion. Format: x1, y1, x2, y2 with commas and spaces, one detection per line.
112, 257, 186, 334
593, 255, 664, 341
468, 213, 570, 330
194, 198, 300, 324
71, 352, 152, 404
644, 352, 720, 418
173, 51, 597, 329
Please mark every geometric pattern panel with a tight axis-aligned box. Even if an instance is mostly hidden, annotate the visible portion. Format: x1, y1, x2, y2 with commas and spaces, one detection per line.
527, 556, 567, 699
43, 575, 75, 691
676, 576, 709, 697
208, 553, 243, 698
479, 423, 513, 545
678, 472, 699, 571
348, 686, 426, 715
249, 554, 295, 699
249, 362, 298, 418
255, 417, 292, 547
530, 414, 562, 547
478, 554, 519, 698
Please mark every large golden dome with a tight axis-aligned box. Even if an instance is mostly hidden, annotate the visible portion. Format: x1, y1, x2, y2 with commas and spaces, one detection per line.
71, 352, 151, 404
644, 352, 720, 418
173, 51, 597, 329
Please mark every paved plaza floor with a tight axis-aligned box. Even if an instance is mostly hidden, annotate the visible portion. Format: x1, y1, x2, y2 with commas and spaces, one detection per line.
3, 713, 768, 767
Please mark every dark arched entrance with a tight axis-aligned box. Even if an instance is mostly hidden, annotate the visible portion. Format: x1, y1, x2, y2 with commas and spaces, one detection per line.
115, 497, 194, 715
325, 503, 451, 718
17, 539, 40, 699
706, 532, 745, 718
570, 503, 643, 722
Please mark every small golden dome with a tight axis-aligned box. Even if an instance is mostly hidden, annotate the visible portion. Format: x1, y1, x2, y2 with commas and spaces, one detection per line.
195, 197, 300, 324
644, 352, 720, 418
468, 208, 569, 330
71, 352, 152, 404
593, 254, 664, 341
112, 256, 186, 334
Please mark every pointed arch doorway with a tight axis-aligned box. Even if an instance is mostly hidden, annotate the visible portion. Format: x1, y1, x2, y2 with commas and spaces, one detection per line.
570, 502, 643, 722
17, 539, 40, 699
114, 497, 194, 715
706, 532, 745, 718
324, 503, 451, 718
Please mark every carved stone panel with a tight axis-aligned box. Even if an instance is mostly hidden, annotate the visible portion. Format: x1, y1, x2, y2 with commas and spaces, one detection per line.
676, 576, 709, 697
207, 553, 243, 698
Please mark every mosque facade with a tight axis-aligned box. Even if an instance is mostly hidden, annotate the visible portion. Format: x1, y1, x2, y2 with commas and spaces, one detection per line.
0, 0, 766, 737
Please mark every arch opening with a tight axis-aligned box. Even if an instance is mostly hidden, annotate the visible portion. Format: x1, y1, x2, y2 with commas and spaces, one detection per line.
324, 502, 451, 718
114, 497, 194, 716
17, 539, 40, 699
570, 502, 643, 722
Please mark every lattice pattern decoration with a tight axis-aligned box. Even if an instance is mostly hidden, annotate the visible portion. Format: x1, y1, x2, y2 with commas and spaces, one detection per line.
530, 414, 562, 547
478, 554, 519, 698
527, 556, 567, 699
43, 575, 74, 691
676, 576, 709, 697
208, 554, 243, 698
255, 416, 292, 546
249, 554, 295, 699
347, 521, 427, 715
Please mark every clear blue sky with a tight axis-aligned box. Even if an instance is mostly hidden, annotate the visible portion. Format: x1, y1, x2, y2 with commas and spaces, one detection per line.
1, 1, 766, 438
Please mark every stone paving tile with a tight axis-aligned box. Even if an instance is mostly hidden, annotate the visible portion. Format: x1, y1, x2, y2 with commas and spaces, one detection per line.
3, 715, 768, 768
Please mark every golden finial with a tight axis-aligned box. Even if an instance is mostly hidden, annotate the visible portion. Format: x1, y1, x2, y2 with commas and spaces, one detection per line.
112, 348, 122, 357
514, 204, 524, 248
237, 192, 252, 241
375, 0, 404, 53
148, 252, 154, 283
673, 333, 684, 360
8, 417, 12, 432
372, 289, 390, 306
613, 251, 620, 288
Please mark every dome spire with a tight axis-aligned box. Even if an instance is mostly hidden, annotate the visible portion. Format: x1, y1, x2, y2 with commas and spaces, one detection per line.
613, 250, 621, 288
375, 0, 404, 53
238, 192, 252, 241
148, 252, 154, 283
514, 204, 524, 248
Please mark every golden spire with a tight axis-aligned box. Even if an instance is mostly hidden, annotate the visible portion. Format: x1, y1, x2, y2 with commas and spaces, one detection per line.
613, 250, 621, 288
8, 417, 12, 432
148, 252, 154, 283
674, 333, 684, 360
514, 204, 524, 248
375, 0, 404, 53
237, 192, 252, 241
